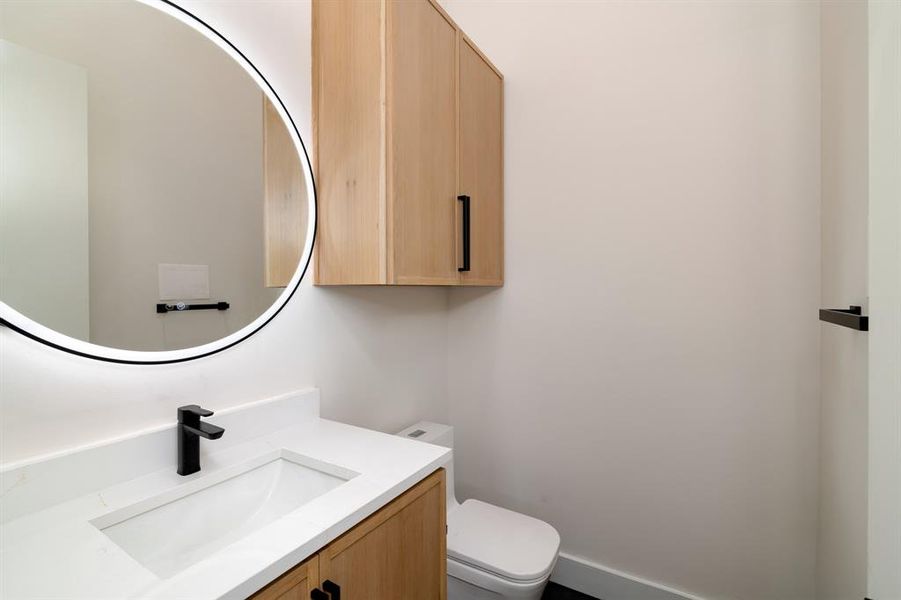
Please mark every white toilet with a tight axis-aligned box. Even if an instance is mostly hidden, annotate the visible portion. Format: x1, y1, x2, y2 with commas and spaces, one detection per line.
397, 422, 560, 600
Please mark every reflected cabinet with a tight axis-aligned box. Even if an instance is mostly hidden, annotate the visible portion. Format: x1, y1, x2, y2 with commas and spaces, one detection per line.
313, 0, 504, 286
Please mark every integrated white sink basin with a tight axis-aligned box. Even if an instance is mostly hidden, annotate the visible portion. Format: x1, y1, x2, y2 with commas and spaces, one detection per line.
91, 450, 356, 578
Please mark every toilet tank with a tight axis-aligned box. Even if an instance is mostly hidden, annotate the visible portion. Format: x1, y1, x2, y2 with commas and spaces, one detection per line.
397, 421, 454, 448
396, 422, 457, 510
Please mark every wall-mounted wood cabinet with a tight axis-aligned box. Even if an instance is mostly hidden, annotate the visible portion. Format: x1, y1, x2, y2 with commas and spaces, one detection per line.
250, 470, 446, 600
312, 0, 503, 286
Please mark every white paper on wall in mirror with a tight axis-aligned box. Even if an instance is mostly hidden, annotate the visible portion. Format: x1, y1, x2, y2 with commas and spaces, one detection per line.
158, 264, 210, 300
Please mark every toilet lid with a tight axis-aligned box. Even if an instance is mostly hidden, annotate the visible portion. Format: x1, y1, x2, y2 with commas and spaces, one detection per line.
447, 499, 561, 583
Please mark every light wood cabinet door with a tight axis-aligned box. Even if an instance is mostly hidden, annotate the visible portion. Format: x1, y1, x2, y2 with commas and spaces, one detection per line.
318, 470, 447, 600
250, 555, 318, 600
388, 0, 459, 285
458, 36, 504, 285
312, 0, 385, 285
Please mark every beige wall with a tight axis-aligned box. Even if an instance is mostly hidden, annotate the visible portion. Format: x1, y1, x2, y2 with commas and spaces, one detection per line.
440, 1, 822, 599
0, 0, 450, 463
0, 39, 90, 340
817, 3, 869, 599
83, 0, 280, 351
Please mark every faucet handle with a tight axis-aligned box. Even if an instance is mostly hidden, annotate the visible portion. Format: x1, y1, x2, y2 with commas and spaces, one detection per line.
178, 405, 214, 420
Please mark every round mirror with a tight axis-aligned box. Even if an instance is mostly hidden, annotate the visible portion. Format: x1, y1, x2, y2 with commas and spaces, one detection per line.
0, 0, 316, 363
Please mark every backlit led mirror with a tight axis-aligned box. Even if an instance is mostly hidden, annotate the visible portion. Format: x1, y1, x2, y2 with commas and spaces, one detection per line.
0, 0, 315, 363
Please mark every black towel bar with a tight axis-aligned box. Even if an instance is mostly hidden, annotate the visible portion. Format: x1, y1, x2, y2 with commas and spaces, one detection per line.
819, 305, 868, 331
156, 301, 230, 314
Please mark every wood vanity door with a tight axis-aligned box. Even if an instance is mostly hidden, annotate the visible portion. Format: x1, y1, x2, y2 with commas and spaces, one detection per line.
318, 469, 447, 599
250, 555, 318, 600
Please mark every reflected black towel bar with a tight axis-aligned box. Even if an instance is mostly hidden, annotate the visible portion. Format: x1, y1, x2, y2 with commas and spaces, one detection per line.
156, 301, 230, 314
819, 305, 868, 331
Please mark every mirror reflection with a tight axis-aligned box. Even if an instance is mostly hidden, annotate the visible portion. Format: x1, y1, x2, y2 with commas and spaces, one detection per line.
0, 0, 311, 353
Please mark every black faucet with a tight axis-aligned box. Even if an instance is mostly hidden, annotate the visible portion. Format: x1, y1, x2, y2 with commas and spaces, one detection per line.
177, 405, 224, 476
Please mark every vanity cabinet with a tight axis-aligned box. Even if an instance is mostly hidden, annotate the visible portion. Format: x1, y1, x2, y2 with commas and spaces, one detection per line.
250, 556, 318, 600
250, 469, 446, 600
312, 0, 503, 286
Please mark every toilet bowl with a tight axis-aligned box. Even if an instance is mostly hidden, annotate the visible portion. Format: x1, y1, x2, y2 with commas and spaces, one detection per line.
397, 422, 560, 600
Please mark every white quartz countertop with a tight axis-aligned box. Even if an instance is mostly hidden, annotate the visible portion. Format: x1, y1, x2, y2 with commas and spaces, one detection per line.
0, 391, 449, 599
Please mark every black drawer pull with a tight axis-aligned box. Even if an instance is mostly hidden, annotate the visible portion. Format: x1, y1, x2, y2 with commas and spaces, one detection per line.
458, 194, 471, 272
311, 589, 329, 600
323, 580, 341, 599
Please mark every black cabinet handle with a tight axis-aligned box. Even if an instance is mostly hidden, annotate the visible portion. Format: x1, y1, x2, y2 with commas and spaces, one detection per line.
311, 590, 329, 600
458, 194, 471, 272
322, 580, 341, 599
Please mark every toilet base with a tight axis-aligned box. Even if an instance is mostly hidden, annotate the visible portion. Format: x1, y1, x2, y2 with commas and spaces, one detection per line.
448, 575, 548, 600
447, 558, 550, 600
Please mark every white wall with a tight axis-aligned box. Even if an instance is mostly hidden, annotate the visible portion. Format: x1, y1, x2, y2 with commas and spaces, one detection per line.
867, 1, 901, 597
0, 0, 449, 463
440, 2, 822, 599
0, 39, 90, 340
0, 3, 839, 599
817, 3, 869, 599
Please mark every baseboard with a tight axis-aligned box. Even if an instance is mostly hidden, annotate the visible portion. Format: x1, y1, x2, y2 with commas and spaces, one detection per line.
551, 552, 707, 600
